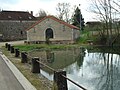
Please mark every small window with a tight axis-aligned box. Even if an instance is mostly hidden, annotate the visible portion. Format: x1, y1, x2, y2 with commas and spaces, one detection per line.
21, 31, 23, 35
8, 16, 12, 19
19, 16, 22, 19
63, 25, 65, 31
33, 27, 36, 33
28, 16, 32, 19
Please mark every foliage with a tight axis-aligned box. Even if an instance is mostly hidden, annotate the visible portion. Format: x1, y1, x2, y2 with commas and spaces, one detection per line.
76, 26, 105, 45
72, 7, 85, 30
76, 29, 91, 44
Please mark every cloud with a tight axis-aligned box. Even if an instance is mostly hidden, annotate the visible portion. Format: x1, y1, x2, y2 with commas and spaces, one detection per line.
0, 0, 19, 4
4, 0, 56, 15
0, 0, 95, 21
0, 0, 19, 10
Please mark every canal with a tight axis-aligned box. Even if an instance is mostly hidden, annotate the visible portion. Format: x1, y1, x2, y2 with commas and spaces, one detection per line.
28, 46, 120, 90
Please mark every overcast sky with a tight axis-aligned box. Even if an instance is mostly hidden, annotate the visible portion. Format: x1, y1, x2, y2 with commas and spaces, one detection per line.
0, 0, 96, 22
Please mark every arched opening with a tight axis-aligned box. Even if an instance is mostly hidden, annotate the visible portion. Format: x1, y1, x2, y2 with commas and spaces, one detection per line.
45, 28, 53, 39
21, 31, 23, 35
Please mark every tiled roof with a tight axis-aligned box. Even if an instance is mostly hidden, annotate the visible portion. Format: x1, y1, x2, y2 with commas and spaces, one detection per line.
0, 10, 36, 20
27, 16, 80, 30
86, 21, 101, 24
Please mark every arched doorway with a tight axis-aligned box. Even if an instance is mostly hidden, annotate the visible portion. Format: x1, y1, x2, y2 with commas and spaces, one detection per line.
45, 28, 54, 39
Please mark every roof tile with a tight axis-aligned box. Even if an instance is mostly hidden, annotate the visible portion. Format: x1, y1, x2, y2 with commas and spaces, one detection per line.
0, 10, 36, 20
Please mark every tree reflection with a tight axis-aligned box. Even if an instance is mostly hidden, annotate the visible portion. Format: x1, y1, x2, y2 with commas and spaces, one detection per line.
87, 47, 120, 90
46, 50, 54, 63
75, 47, 86, 70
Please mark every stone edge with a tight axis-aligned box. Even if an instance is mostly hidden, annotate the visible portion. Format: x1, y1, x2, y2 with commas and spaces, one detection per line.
0, 53, 37, 90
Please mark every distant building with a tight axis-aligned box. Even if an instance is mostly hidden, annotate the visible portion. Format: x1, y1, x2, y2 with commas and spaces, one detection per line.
86, 21, 101, 28
0, 10, 37, 41
26, 16, 80, 44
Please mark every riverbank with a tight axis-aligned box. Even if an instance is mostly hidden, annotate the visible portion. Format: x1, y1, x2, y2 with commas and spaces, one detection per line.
14, 44, 81, 51
2, 47, 53, 90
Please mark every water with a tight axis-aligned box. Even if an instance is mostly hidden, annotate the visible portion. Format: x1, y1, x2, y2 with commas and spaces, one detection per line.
28, 47, 120, 90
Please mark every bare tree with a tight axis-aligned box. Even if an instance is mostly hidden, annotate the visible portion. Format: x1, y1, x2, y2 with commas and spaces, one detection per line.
56, 3, 70, 23
89, 0, 120, 45
36, 9, 47, 19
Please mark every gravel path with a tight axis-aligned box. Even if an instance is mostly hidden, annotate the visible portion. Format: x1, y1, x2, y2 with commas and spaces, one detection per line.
0, 53, 25, 90
0, 40, 25, 48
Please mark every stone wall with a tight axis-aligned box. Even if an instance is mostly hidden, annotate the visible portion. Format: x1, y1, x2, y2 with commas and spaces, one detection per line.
27, 18, 80, 44
0, 20, 36, 41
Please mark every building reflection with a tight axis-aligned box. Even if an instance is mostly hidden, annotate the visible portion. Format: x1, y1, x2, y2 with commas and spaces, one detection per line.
46, 51, 54, 63
28, 48, 86, 73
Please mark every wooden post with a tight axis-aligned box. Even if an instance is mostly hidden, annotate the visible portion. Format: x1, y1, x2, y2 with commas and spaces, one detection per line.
10, 46, 14, 53
54, 70, 68, 90
21, 51, 27, 63
31, 57, 40, 73
24, 41, 27, 44
7, 44, 11, 51
5, 43, 8, 48
15, 49, 20, 57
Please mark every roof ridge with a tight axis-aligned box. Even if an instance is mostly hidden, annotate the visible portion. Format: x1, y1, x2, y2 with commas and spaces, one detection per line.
2, 10, 29, 13
26, 15, 80, 31
49, 16, 80, 30
0, 10, 36, 20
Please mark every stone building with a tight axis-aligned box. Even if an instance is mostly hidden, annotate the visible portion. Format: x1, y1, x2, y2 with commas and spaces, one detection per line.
0, 10, 37, 41
86, 21, 101, 28
27, 16, 80, 44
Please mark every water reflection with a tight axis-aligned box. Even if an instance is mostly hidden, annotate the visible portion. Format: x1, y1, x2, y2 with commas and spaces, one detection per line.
28, 47, 120, 90
46, 51, 54, 63
28, 48, 85, 71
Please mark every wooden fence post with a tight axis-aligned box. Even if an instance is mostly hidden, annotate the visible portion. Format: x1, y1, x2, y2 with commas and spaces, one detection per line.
54, 70, 68, 90
5, 43, 8, 48
10, 46, 14, 53
15, 49, 20, 57
31, 57, 40, 73
7, 44, 11, 51
21, 51, 27, 63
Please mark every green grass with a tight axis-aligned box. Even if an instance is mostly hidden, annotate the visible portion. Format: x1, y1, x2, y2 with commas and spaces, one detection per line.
14, 44, 79, 51
76, 36, 88, 44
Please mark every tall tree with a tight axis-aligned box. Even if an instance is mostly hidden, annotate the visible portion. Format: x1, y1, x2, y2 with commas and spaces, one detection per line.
56, 3, 70, 23
72, 7, 85, 30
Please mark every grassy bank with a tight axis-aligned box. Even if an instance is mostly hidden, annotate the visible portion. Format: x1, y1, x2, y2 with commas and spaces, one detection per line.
14, 44, 81, 51
2, 47, 52, 90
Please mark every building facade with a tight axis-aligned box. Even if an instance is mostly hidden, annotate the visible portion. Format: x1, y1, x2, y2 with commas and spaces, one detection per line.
0, 10, 37, 41
27, 16, 80, 44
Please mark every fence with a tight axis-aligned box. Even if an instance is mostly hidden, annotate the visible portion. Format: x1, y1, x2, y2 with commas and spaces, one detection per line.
5, 43, 87, 90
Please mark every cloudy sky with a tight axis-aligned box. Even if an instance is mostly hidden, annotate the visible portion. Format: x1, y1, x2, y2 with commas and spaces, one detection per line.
0, 0, 96, 22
